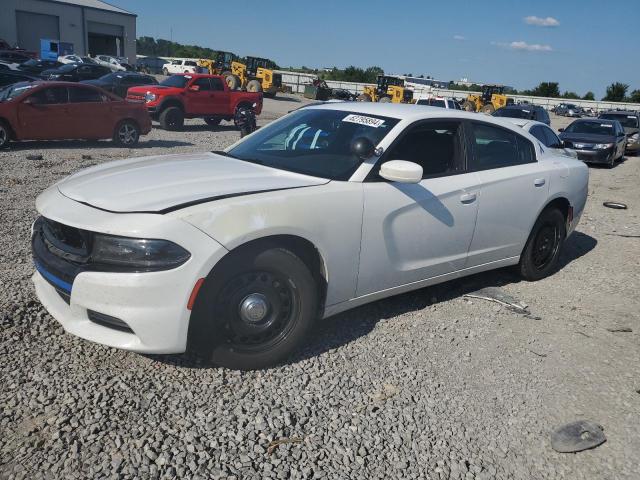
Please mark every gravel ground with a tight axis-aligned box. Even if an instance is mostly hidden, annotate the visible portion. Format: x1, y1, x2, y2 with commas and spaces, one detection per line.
1, 101, 639, 479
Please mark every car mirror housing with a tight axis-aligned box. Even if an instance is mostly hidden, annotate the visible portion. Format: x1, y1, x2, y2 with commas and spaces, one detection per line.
188, 85, 200, 92
379, 160, 423, 184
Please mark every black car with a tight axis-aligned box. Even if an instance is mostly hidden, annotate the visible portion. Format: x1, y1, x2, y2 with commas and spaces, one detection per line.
0, 70, 39, 88
492, 104, 550, 125
0, 50, 32, 64
41, 63, 112, 82
81, 71, 158, 98
559, 119, 627, 167
17, 59, 63, 75
136, 56, 166, 74
598, 110, 640, 155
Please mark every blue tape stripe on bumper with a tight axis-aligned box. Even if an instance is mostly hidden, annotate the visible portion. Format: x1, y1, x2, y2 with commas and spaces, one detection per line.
34, 260, 73, 293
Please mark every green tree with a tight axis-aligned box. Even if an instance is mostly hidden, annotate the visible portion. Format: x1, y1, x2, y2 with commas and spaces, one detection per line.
531, 82, 560, 98
602, 82, 628, 102
561, 91, 580, 99
582, 91, 595, 100
627, 89, 640, 103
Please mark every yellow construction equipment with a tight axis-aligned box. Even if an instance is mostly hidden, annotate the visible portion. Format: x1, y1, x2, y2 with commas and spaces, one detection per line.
225, 56, 282, 98
197, 51, 236, 76
357, 75, 414, 103
461, 84, 513, 113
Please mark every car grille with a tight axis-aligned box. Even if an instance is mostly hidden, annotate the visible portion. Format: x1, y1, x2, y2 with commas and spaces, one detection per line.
87, 310, 133, 333
126, 92, 145, 102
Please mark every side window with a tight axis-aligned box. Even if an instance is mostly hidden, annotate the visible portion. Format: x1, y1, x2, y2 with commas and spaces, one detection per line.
69, 87, 103, 103
192, 78, 211, 91
542, 126, 562, 148
529, 125, 547, 145
470, 122, 535, 170
383, 121, 464, 178
172, 60, 180, 65
210, 77, 224, 91
29, 87, 68, 105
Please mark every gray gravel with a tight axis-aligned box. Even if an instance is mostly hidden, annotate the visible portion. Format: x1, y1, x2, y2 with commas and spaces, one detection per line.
1, 103, 639, 479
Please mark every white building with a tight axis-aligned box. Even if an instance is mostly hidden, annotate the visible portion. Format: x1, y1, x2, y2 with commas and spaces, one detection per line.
0, 0, 136, 62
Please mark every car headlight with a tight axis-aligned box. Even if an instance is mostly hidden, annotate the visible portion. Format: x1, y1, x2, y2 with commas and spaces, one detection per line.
49, 74, 61, 79
594, 143, 614, 150
91, 234, 190, 271
630, 133, 639, 142
144, 92, 157, 102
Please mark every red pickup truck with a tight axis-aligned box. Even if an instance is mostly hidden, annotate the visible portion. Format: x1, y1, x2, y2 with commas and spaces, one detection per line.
126, 74, 263, 131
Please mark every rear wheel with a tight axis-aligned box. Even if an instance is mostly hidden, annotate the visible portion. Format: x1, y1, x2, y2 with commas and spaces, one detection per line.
247, 79, 263, 93
480, 103, 495, 114
189, 246, 318, 370
159, 106, 184, 131
0, 121, 10, 149
113, 120, 140, 147
519, 208, 566, 281
226, 74, 240, 90
204, 117, 221, 126
357, 94, 371, 102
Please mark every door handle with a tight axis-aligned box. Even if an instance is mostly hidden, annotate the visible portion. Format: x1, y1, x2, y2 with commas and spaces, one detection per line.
460, 193, 477, 204
534, 178, 546, 187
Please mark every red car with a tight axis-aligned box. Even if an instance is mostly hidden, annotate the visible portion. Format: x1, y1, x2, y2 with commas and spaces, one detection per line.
0, 81, 151, 149
127, 74, 263, 131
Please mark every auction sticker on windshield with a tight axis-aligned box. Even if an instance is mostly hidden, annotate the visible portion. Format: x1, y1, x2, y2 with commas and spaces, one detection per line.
342, 114, 385, 128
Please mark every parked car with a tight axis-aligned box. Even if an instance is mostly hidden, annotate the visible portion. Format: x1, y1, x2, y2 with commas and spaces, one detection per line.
559, 118, 627, 167
126, 74, 263, 130
0, 60, 20, 71
162, 59, 199, 75
492, 104, 550, 125
41, 63, 112, 82
501, 118, 577, 158
58, 54, 84, 64
17, 59, 62, 75
555, 103, 582, 117
0, 50, 32, 64
93, 54, 127, 72
0, 70, 39, 89
415, 96, 461, 109
0, 81, 151, 149
31, 103, 588, 369
598, 110, 640, 155
82, 71, 158, 98
136, 56, 167, 74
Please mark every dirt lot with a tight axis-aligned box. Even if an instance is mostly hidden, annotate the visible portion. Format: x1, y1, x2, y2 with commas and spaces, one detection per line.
1, 98, 639, 480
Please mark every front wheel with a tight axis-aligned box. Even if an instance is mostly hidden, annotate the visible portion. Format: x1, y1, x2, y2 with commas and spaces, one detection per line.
189, 247, 318, 370
480, 103, 495, 114
113, 120, 140, 147
519, 208, 566, 281
159, 106, 184, 131
0, 121, 10, 149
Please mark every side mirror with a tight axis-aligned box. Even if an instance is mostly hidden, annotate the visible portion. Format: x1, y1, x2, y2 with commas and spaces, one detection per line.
188, 85, 200, 92
379, 160, 423, 183
350, 137, 376, 159
23, 96, 38, 105
558, 128, 564, 132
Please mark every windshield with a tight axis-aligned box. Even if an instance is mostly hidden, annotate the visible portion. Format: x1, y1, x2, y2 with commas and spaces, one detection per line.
0, 82, 37, 101
227, 109, 400, 180
59, 64, 77, 72
21, 59, 38, 67
493, 108, 533, 119
98, 72, 118, 82
565, 121, 616, 135
599, 114, 638, 129
160, 75, 190, 88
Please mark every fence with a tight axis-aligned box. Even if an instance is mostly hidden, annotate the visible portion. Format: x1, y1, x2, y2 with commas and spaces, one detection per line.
275, 70, 640, 112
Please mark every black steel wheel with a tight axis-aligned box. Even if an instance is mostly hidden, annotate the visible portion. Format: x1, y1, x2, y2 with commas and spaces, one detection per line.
519, 208, 566, 281
188, 246, 318, 370
159, 106, 184, 131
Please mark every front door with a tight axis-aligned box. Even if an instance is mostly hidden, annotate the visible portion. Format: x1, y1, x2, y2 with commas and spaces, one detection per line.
16, 86, 69, 140
185, 77, 217, 115
66, 86, 113, 139
357, 120, 480, 296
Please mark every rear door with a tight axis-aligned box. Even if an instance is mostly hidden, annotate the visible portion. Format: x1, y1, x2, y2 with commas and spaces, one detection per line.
466, 121, 550, 266
66, 85, 113, 138
16, 86, 69, 139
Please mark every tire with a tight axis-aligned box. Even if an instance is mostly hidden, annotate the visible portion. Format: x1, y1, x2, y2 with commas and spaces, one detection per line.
162, 68, 168, 76
226, 74, 240, 90
357, 93, 371, 102
159, 106, 184, 131
112, 120, 140, 147
462, 101, 476, 112
379, 96, 391, 103
518, 208, 566, 281
204, 117, 221, 126
189, 246, 318, 370
480, 103, 495, 114
0, 121, 10, 149
246, 79, 262, 93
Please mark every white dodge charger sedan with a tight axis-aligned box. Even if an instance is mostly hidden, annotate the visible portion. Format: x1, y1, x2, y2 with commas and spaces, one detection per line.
32, 103, 589, 369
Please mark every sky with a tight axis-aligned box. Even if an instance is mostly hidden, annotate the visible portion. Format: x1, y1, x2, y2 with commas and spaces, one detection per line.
114, 0, 639, 98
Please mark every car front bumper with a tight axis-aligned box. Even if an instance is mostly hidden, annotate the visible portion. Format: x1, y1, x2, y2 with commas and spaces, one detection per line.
573, 148, 615, 164
625, 140, 640, 153
32, 187, 228, 354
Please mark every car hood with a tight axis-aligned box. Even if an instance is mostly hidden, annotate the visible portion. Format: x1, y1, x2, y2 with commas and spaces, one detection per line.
57, 152, 330, 213
559, 132, 616, 143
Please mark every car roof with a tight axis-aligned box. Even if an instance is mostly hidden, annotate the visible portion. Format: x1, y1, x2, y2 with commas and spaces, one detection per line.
600, 110, 639, 116
572, 117, 615, 123
502, 104, 540, 110
172, 73, 223, 79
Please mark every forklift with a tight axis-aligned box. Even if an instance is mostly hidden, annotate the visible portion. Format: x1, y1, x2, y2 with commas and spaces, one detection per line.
357, 75, 414, 103
197, 51, 237, 76
226, 56, 282, 97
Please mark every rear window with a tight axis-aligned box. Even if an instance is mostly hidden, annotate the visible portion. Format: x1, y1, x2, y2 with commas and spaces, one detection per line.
493, 108, 534, 120
599, 114, 638, 129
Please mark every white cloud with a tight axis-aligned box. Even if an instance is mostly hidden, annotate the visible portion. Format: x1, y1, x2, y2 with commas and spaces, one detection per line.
453, 35, 466, 41
524, 15, 560, 27
493, 41, 553, 52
